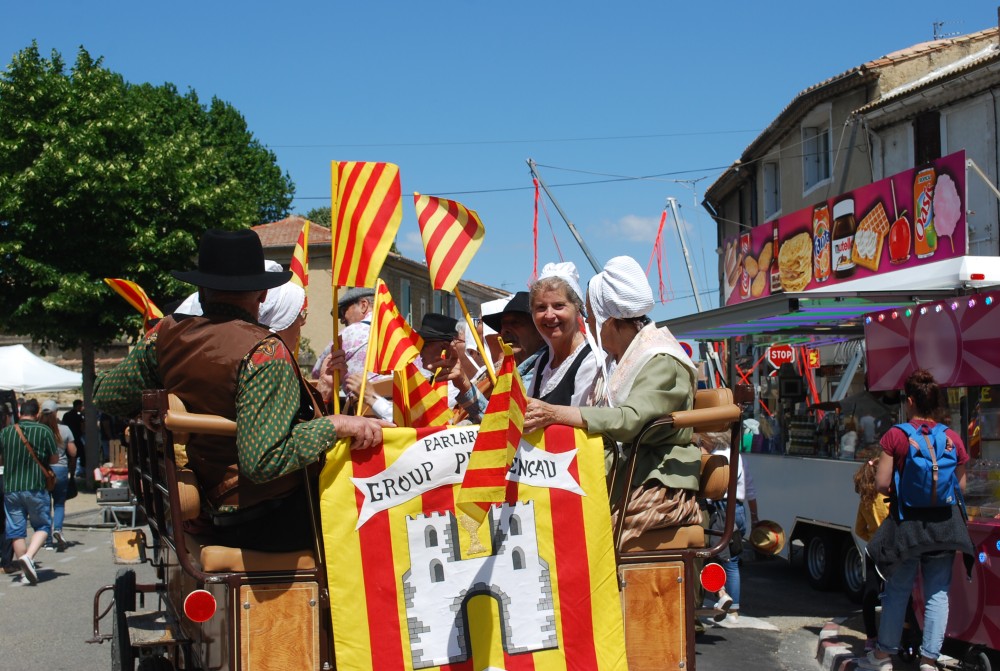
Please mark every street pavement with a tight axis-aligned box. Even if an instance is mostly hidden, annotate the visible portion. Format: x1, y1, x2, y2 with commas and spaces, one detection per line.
3, 492, 874, 670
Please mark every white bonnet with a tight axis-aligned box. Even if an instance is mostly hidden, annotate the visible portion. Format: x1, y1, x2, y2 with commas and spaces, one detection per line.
536, 261, 584, 304
175, 260, 305, 333
257, 260, 306, 332
587, 256, 654, 334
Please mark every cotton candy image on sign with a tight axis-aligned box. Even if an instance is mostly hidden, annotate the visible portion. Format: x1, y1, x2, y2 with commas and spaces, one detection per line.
933, 173, 962, 253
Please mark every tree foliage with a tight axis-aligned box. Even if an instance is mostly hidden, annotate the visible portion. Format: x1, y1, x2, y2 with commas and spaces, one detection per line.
0, 42, 295, 349
304, 206, 331, 226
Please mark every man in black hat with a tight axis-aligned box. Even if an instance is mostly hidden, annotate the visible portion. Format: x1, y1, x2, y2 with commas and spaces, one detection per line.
413, 313, 487, 423
94, 229, 391, 552
481, 291, 546, 391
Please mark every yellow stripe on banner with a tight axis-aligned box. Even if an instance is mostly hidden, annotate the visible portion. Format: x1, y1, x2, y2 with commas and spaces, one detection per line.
320, 438, 374, 671
576, 427, 628, 670
468, 594, 508, 671
520, 430, 568, 671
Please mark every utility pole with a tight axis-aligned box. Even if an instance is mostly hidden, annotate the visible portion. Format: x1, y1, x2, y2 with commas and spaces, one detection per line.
526, 159, 602, 274
667, 196, 704, 313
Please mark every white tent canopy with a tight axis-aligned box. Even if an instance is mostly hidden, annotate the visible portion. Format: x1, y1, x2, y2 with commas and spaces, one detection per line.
0, 344, 83, 393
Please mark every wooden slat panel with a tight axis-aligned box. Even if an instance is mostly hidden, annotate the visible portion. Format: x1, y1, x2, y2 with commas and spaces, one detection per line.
239, 582, 319, 671
620, 563, 688, 671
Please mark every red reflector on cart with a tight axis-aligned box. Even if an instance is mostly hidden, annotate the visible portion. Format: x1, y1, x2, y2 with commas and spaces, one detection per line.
971, 273, 986, 281
184, 589, 217, 623
700, 562, 727, 593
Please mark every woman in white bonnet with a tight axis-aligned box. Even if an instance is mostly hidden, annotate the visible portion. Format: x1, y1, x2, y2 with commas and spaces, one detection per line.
525, 261, 599, 407
524, 256, 702, 545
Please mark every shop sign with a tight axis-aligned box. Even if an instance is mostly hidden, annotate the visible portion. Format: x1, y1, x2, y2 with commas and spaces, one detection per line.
722, 150, 967, 306
805, 348, 820, 369
767, 344, 795, 369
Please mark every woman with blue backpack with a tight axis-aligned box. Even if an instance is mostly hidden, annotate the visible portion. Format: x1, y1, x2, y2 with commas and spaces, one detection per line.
858, 369, 974, 671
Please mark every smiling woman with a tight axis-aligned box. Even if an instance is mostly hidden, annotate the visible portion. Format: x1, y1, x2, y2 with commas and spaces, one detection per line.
525, 261, 598, 407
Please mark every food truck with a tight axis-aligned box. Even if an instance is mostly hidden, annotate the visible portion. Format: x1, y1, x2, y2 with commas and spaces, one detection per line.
664, 150, 1000, 612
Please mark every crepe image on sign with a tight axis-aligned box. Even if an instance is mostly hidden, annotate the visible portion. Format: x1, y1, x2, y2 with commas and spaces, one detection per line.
778, 232, 812, 292
725, 240, 740, 288
852, 202, 889, 272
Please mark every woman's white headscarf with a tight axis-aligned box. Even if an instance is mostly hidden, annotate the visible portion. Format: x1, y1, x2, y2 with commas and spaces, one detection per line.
175, 260, 305, 333
587, 256, 694, 406
537, 261, 584, 304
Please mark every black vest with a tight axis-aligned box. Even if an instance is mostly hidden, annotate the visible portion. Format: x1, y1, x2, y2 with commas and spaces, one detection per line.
532, 343, 593, 405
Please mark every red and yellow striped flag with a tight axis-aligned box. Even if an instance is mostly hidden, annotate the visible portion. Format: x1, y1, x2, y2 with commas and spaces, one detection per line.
290, 219, 309, 308
413, 193, 485, 292
104, 278, 164, 330
369, 279, 423, 374
320, 424, 627, 671
455, 342, 524, 524
332, 161, 402, 288
392, 361, 453, 428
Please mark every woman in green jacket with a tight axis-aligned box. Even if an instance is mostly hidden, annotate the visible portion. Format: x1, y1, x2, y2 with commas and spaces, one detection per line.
524, 255, 702, 544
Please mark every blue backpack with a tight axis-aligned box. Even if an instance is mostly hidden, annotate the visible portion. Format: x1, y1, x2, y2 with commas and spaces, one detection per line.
893, 422, 962, 519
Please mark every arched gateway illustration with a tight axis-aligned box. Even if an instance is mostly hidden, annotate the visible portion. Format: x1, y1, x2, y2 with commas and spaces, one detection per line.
401, 502, 557, 668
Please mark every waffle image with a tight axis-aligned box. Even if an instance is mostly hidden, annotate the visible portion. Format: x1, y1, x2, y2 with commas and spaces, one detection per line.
852, 202, 889, 272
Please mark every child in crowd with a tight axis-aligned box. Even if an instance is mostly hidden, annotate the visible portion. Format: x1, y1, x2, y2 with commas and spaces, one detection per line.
854, 452, 889, 652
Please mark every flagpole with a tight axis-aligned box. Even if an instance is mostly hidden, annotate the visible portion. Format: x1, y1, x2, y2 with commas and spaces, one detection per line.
355, 280, 381, 416
331, 162, 342, 414
454, 287, 496, 385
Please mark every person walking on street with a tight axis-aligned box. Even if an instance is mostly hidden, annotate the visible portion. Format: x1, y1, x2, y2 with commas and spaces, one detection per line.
858, 369, 974, 671
0, 399, 58, 584
39, 400, 76, 551
61, 399, 85, 477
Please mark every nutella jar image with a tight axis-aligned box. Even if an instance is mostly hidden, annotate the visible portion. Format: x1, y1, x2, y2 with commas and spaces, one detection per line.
831, 198, 856, 279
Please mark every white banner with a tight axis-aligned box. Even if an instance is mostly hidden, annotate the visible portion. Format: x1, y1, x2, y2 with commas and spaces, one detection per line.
351, 426, 584, 528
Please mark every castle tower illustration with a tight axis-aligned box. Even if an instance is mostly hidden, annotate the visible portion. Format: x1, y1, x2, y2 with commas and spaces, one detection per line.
401, 501, 557, 668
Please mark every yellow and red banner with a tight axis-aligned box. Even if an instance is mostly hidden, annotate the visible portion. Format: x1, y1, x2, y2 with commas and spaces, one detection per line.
321, 425, 627, 671
332, 161, 403, 288
414, 193, 486, 292
290, 219, 310, 307
392, 361, 453, 429
103, 278, 164, 330
456, 343, 525, 524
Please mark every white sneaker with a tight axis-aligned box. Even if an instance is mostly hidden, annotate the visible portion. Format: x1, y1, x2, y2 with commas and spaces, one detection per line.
712, 591, 733, 622
52, 530, 67, 551
18, 555, 38, 585
856, 650, 893, 671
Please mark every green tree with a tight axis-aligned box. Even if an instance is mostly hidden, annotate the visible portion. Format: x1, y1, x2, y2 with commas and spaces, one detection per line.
304, 206, 331, 226
0, 43, 295, 479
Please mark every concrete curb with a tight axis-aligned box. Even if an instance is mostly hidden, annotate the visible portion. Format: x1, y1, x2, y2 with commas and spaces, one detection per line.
816, 618, 863, 671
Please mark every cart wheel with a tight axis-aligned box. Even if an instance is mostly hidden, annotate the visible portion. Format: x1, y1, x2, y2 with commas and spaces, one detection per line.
839, 540, 864, 604
962, 645, 994, 671
137, 656, 175, 671
112, 569, 137, 671
804, 532, 838, 590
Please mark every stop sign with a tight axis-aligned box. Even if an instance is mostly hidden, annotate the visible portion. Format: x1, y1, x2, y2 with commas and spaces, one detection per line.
766, 345, 795, 369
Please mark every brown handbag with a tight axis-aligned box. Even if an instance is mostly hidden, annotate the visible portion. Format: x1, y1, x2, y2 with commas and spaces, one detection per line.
14, 424, 56, 492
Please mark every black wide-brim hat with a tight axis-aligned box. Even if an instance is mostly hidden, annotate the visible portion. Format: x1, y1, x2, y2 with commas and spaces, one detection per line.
482, 291, 531, 333
172, 229, 292, 291
417, 313, 459, 342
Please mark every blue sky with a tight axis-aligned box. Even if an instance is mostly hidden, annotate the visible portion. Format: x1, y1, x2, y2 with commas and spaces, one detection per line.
3, 1, 996, 322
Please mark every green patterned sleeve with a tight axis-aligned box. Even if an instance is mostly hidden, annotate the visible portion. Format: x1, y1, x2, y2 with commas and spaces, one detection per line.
93, 328, 162, 418
236, 337, 339, 483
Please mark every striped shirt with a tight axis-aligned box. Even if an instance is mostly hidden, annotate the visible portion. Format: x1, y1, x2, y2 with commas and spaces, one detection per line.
0, 420, 57, 493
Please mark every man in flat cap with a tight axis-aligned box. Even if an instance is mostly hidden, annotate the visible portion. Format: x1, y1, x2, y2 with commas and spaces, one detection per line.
313, 287, 376, 408
94, 229, 390, 552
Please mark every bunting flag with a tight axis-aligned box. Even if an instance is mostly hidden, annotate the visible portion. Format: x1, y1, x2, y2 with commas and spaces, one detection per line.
455, 342, 525, 525
104, 278, 164, 329
391, 361, 453, 428
332, 161, 403, 288
290, 219, 310, 307
644, 207, 671, 304
413, 193, 485, 292
320, 424, 627, 671
370, 279, 423, 374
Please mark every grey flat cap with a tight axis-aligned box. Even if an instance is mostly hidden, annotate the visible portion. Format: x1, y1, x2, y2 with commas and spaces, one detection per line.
337, 286, 376, 308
